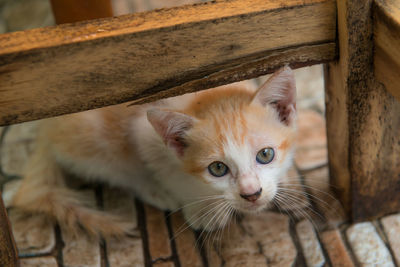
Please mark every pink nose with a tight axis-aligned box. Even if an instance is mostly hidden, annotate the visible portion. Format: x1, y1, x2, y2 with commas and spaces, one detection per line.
240, 188, 262, 202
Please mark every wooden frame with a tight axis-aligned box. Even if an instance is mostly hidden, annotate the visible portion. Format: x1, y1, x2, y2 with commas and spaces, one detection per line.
1, 0, 400, 265
0, 0, 336, 126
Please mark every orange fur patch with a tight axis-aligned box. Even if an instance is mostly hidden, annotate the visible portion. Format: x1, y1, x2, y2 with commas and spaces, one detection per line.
279, 139, 289, 150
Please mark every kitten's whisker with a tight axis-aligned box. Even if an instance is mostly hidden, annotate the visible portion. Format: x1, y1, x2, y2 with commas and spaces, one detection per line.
279, 182, 338, 201
280, 174, 305, 180
274, 194, 319, 229
185, 200, 226, 231
277, 183, 341, 214
211, 203, 231, 248
168, 195, 224, 216
279, 193, 323, 227
225, 207, 235, 252
274, 193, 309, 219
173, 200, 225, 239
218, 205, 233, 252
277, 186, 341, 217
199, 202, 230, 250
196, 203, 224, 249
174, 200, 221, 234
284, 176, 327, 183
214, 206, 230, 252
279, 192, 325, 221
277, 187, 331, 209
201, 202, 229, 243
273, 194, 298, 223
202, 202, 229, 234
276, 191, 338, 223
211, 202, 231, 248
276, 188, 322, 216
283, 175, 341, 189
283, 173, 327, 180
205, 214, 222, 249
273, 196, 284, 214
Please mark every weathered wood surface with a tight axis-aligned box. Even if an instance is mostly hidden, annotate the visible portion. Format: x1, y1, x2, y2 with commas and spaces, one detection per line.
325, 0, 400, 220
49, 0, 113, 24
0, 192, 18, 267
374, 0, 400, 101
0, 0, 336, 126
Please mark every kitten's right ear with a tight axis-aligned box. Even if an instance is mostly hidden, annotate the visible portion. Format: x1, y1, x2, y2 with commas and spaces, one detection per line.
147, 109, 196, 157
251, 66, 296, 125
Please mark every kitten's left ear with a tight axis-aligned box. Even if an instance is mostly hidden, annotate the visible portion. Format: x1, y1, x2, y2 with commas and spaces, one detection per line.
251, 66, 296, 125
147, 108, 196, 157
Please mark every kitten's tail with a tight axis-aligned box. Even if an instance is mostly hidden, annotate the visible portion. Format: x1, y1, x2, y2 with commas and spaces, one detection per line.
11, 141, 134, 239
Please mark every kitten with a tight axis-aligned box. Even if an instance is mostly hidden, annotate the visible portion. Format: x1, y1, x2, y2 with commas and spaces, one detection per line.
11, 66, 297, 238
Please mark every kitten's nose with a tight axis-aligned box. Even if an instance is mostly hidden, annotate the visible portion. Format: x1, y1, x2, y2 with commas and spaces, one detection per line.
240, 188, 262, 202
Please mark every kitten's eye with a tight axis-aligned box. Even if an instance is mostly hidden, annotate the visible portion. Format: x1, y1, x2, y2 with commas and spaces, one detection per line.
208, 161, 229, 177
256, 148, 275, 164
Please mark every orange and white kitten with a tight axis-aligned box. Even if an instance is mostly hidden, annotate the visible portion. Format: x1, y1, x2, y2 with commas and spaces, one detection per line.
12, 66, 297, 237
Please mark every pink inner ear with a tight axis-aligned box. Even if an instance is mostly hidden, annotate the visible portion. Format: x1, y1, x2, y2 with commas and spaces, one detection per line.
147, 109, 194, 157
168, 135, 187, 157
273, 102, 296, 125
253, 66, 297, 125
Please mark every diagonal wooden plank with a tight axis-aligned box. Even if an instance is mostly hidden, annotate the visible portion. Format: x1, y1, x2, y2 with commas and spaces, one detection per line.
0, 0, 336, 125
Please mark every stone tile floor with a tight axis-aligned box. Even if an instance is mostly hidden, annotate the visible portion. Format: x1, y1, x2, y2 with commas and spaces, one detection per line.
1, 0, 400, 266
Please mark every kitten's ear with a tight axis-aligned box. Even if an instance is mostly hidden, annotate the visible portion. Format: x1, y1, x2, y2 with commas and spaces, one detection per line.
251, 66, 296, 125
147, 108, 196, 157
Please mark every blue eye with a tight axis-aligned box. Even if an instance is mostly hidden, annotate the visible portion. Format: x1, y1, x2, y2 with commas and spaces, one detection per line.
256, 148, 274, 164
208, 161, 229, 177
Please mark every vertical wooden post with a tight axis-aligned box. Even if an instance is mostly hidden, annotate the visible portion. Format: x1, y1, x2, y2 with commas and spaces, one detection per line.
49, 0, 113, 24
0, 192, 18, 267
325, 0, 400, 221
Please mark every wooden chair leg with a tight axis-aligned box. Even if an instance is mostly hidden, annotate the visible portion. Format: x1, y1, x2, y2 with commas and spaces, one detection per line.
0, 192, 18, 267
325, 0, 400, 221
49, 0, 113, 24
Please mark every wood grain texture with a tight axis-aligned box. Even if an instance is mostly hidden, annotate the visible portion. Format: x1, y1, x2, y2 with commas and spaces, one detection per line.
374, 0, 400, 101
325, 0, 400, 221
0, 192, 18, 267
50, 0, 113, 24
0, 0, 336, 126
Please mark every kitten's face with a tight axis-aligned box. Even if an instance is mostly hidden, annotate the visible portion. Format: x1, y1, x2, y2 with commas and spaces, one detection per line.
148, 66, 296, 214
181, 91, 296, 213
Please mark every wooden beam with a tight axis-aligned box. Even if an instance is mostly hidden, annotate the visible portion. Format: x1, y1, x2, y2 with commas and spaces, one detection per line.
325, 0, 400, 221
49, 0, 113, 24
374, 0, 400, 101
0, 193, 18, 267
0, 0, 336, 126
